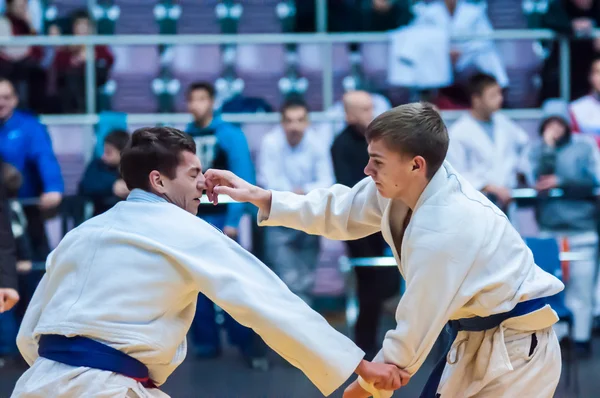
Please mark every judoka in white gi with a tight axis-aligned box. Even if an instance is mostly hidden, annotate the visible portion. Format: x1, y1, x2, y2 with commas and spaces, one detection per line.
205, 103, 564, 398
446, 73, 529, 211
12, 127, 408, 398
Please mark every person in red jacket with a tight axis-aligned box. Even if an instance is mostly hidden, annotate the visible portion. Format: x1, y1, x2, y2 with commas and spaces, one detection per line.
52, 10, 114, 113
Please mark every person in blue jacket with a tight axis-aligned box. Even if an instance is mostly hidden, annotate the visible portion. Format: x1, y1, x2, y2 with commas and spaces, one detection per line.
0, 78, 63, 336
0, 79, 63, 258
185, 81, 267, 369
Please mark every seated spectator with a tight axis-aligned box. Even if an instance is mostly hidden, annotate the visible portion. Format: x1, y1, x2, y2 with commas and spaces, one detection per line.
258, 98, 334, 305
526, 100, 600, 357
570, 56, 600, 144
0, 0, 47, 113
52, 10, 114, 113
446, 73, 529, 211
394, 0, 508, 108
540, 0, 600, 102
0, 77, 63, 264
2, 161, 33, 274
78, 130, 130, 217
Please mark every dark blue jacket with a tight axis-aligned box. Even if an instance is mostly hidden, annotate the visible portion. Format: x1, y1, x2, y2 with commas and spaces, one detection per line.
0, 111, 64, 198
186, 116, 255, 229
78, 158, 122, 216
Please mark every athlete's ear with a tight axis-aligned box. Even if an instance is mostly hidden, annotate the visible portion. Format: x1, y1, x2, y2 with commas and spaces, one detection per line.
412, 156, 426, 173
149, 170, 167, 194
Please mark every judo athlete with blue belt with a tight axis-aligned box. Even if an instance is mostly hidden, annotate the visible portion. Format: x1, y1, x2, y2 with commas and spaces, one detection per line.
204, 102, 564, 398
11, 127, 409, 397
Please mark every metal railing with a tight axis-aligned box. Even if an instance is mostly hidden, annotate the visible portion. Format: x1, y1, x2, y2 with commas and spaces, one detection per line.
1, 28, 598, 125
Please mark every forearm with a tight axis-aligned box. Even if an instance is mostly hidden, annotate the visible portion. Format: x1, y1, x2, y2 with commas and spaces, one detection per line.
258, 179, 382, 241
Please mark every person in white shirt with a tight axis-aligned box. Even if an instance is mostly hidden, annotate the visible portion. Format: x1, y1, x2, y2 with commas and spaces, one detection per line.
569, 56, 600, 327
570, 56, 600, 146
258, 99, 335, 304
446, 73, 529, 211
12, 126, 408, 398
205, 103, 563, 398
387, 0, 508, 99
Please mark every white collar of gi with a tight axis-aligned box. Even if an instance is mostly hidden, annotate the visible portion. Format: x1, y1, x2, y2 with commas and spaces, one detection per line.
413, 160, 451, 211
126, 188, 169, 204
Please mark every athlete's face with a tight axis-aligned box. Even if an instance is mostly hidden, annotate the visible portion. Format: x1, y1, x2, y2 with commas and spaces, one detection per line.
364, 138, 427, 200
152, 151, 206, 215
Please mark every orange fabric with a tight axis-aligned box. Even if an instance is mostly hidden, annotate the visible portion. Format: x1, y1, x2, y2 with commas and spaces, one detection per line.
560, 237, 570, 283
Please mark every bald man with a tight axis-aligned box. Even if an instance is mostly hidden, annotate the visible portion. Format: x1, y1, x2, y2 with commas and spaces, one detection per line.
331, 91, 400, 359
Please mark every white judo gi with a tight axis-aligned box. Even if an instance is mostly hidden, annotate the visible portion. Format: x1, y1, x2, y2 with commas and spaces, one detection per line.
12, 189, 365, 398
258, 161, 564, 397
387, 0, 509, 89
447, 112, 529, 191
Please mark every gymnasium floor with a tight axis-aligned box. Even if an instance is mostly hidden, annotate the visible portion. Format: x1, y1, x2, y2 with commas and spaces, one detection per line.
1, 316, 598, 398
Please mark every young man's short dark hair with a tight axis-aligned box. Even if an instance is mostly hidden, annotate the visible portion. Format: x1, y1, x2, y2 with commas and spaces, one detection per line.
187, 82, 216, 100
120, 127, 196, 191
366, 102, 449, 179
104, 130, 130, 153
280, 97, 309, 116
467, 72, 499, 98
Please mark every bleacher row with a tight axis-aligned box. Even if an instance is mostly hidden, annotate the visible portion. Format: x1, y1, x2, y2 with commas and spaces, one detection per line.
36, 0, 557, 114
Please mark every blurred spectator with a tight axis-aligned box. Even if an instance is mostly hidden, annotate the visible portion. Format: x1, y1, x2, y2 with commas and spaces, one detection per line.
318, 91, 392, 147
398, 0, 508, 108
526, 100, 600, 356
52, 10, 114, 113
0, 0, 47, 114
2, 161, 32, 274
0, 156, 19, 367
78, 129, 130, 217
185, 82, 266, 368
540, 0, 600, 102
570, 56, 600, 145
446, 73, 529, 211
185, 82, 254, 239
330, 91, 397, 359
258, 98, 334, 305
0, 77, 63, 264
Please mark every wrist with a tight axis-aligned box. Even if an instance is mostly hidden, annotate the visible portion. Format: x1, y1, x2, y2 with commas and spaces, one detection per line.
254, 188, 272, 213
354, 359, 367, 377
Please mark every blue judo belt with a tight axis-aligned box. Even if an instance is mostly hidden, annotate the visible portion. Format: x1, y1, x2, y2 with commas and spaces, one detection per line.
38, 334, 158, 388
420, 297, 548, 398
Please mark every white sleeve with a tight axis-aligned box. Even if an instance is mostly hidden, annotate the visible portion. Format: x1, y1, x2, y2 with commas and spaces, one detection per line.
357, 221, 484, 397
184, 226, 365, 397
16, 273, 49, 366
258, 177, 383, 241
303, 146, 335, 193
257, 136, 293, 191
